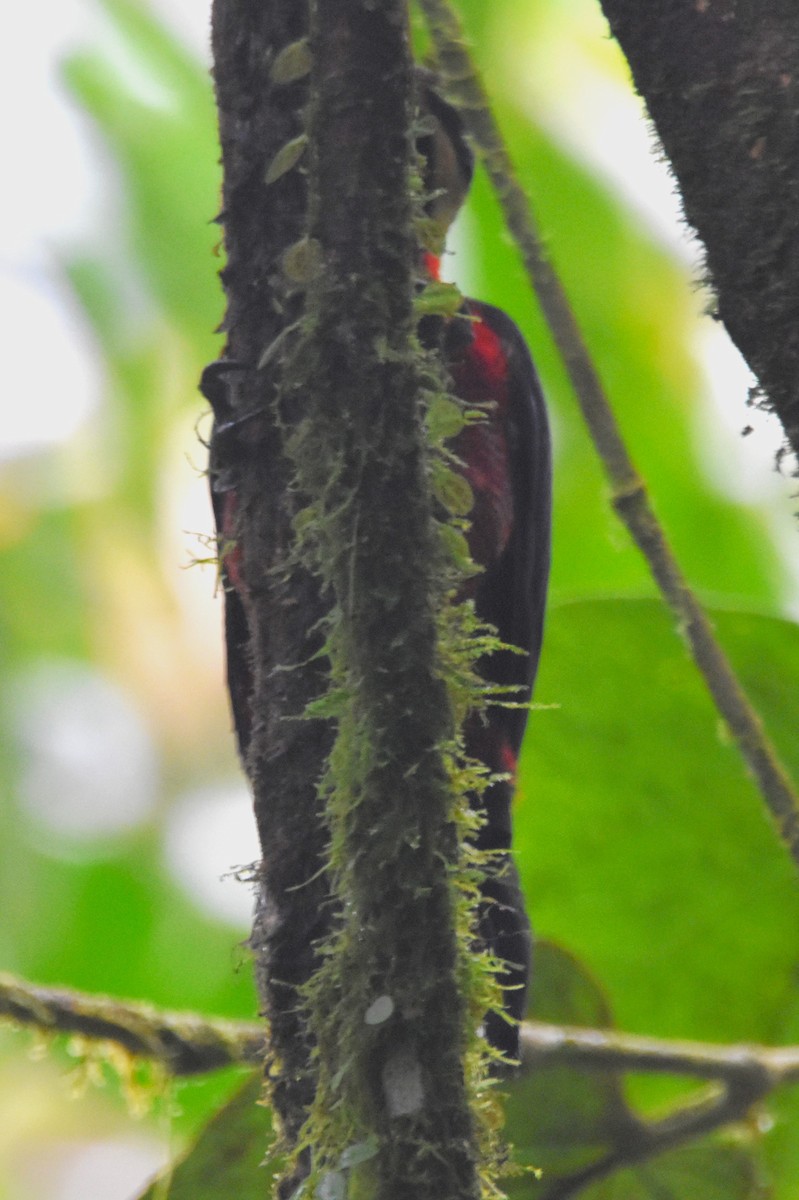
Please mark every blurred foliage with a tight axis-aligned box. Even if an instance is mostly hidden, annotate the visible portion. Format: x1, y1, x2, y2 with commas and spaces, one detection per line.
1, 0, 797, 1197
137, 1073, 276, 1200
503, 944, 765, 1199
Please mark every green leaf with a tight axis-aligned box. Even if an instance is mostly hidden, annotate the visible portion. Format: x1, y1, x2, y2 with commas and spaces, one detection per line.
270, 38, 312, 85
582, 1143, 763, 1200
426, 395, 468, 444
505, 943, 635, 1185
265, 135, 309, 185
413, 281, 464, 319
136, 1073, 277, 1199
517, 599, 799, 1053
431, 461, 475, 516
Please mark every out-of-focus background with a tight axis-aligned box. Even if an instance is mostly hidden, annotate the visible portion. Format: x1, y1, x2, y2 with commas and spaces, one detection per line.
2, 1, 798, 1197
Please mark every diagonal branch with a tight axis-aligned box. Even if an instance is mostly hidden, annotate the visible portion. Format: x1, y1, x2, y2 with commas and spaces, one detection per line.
417, 0, 799, 870
0, 972, 264, 1076
522, 1020, 793, 1198
523, 1020, 797, 1197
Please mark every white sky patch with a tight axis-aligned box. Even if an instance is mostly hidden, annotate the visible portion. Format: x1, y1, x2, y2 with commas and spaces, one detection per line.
11, 661, 160, 843
94, 10, 183, 114
0, 271, 102, 462
154, 0, 213, 60
163, 781, 259, 927
694, 325, 789, 506
0, 1, 98, 261
0, 0, 187, 467
693, 326, 799, 615
0, 1, 106, 463
500, 0, 701, 267
21, 1136, 167, 1200
534, 71, 697, 266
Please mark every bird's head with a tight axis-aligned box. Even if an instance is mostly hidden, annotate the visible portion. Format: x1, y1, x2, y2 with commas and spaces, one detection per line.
415, 69, 474, 256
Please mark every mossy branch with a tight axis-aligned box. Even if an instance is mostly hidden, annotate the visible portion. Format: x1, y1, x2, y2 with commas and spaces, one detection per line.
6, 969, 797, 1087
418, 0, 799, 870
210, 0, 329, 1174
5, 972, 799, 1194
0, 973, 263, 1075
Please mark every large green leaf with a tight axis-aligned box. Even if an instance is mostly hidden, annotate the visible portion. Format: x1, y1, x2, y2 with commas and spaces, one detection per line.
581, 1143, 763, 1200
517, 599, 799, 1046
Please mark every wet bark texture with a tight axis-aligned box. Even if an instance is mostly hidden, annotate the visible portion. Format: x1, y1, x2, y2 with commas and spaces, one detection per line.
598, 0, 799, 463
292, 1, 482, 1195
210, 3, 482, 1196
210, 0, 330, 1161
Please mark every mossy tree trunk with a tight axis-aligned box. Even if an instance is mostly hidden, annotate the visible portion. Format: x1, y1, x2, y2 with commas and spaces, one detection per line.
210, 2, 484, 1197
210, 0, 328, 1174
598, 0, 799, 464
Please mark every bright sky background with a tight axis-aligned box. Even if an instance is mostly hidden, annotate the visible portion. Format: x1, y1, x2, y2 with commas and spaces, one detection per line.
1, 0, 210, 462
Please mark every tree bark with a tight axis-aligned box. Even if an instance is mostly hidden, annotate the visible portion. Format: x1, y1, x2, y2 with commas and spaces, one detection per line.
598, 0, 799, 464
210, 0, 330, 1175
210, 2, 484, 1196
287, 1, 483, 1195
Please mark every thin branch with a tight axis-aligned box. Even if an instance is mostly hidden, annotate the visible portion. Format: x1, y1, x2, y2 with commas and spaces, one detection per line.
521, 1020, 797, 1198
538, 1084, 754, 1200
0, 972, 264, 1076
418, 0, 799, 870
520, 1020, 799, 1087
5, 971, 798, 1092
6, 973, 797, 1192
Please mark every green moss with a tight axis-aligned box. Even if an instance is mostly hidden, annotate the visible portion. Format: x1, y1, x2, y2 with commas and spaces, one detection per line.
259, 14, 515, 1198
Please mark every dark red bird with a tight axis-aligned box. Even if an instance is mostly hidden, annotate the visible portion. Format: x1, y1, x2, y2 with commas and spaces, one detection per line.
417, 79, 551, 1060
449, 293, 550, 1059
202, 77, 551, 1064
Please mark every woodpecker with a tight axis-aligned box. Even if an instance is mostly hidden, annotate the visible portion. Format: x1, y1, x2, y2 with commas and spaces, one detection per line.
202, 76, 551, 1064
416, 75, 551, 1061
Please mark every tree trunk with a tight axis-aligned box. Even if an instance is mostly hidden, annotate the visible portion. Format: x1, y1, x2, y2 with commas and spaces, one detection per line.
210, 3, 484, 1196
598, 0, 799, 465
210, 0, 330, 1176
